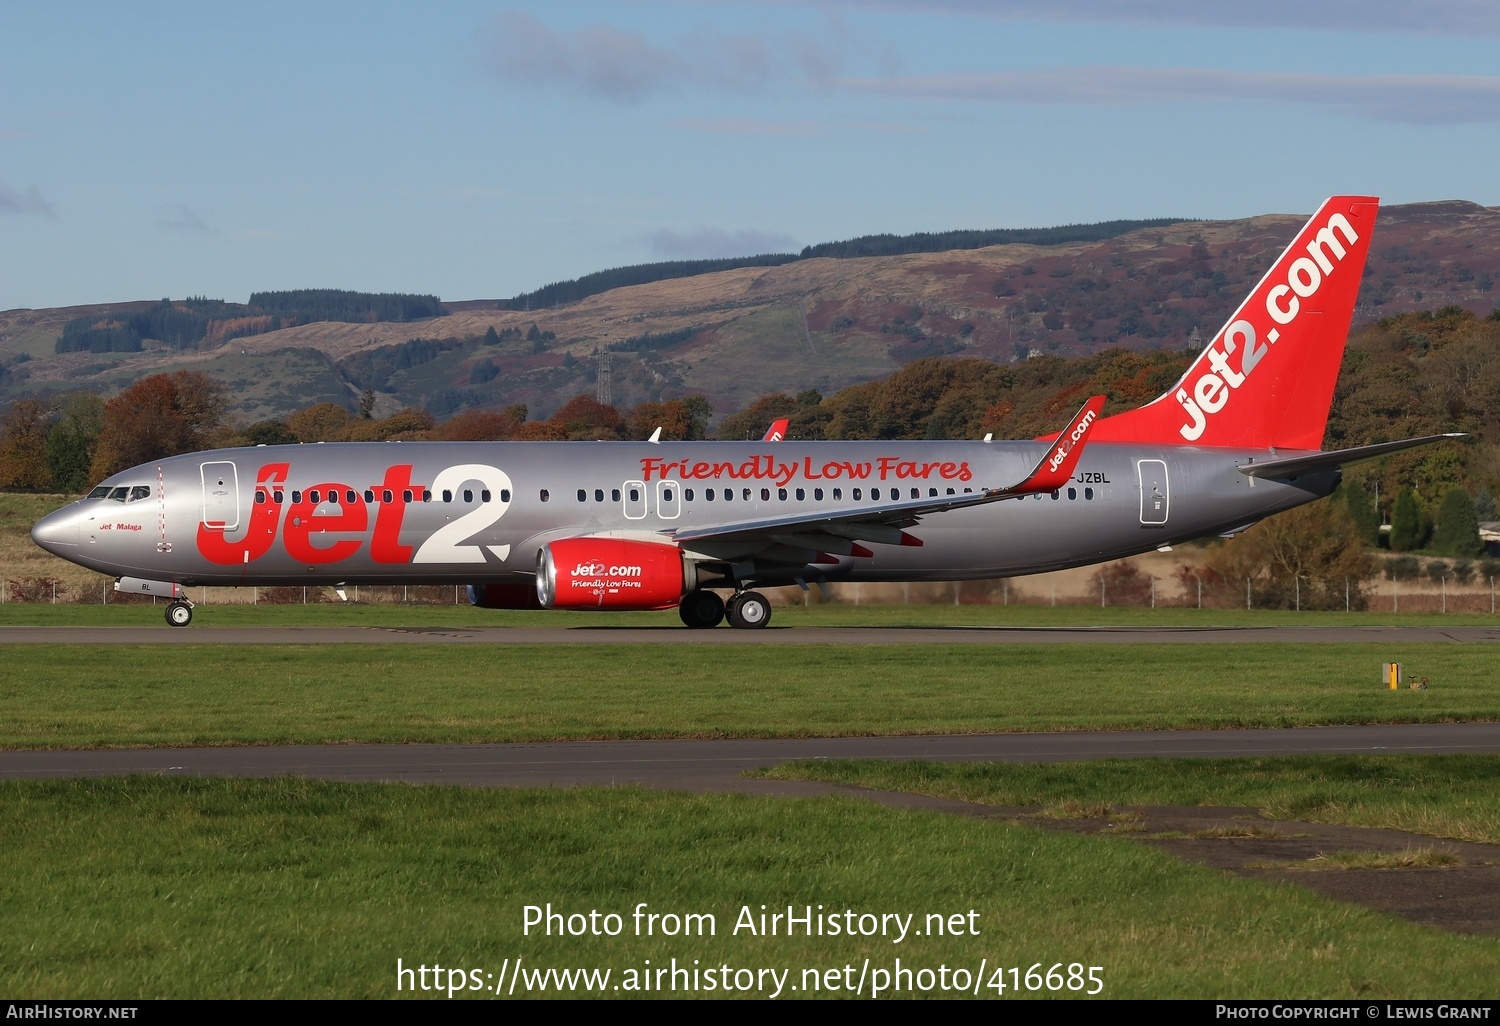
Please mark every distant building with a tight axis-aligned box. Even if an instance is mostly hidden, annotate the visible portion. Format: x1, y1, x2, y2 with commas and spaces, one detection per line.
1184, 326, 1203, 351
1480, 521, 1500, 556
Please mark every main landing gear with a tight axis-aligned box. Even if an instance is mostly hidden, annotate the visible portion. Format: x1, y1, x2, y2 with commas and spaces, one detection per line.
726, 591, 771, 630
677, 590, 772, 629
678, 590, 725, 629
165, 601, 194, 627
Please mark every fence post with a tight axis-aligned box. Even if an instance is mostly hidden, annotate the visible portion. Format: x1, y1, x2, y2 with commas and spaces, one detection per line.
1150, 578, 1155, 608
1003, 579, 1008, 605
302, 586, 307, 605
1101, 580, 1106, 608
1246, 579, 1251, 610
1051, 581, 1056, 607
1345, 577, 1349, 613
1442, 575, 1447, 614
1294, 576, 1300, 612
1197, 577, 1202, 609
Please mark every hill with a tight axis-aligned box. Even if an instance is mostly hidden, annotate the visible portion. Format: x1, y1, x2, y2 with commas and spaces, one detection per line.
1, 201, 1496, 423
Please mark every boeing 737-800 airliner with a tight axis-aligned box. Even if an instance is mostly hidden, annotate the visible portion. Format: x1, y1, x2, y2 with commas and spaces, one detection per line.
31, 197, 1458, 628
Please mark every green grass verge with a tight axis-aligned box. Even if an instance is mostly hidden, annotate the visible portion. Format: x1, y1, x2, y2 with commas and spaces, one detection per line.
2, 601, 1499, 628
1, 778, 1495, 999
758, 755, 1500, 845
1, 643, 1496, 748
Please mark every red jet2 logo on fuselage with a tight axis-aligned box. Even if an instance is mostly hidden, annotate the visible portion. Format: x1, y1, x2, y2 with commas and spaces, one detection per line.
195, 463, 424, 565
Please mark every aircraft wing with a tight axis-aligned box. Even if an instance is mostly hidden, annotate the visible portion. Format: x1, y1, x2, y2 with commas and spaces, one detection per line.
1237, 434, 1464, 479
668, 397, 1105, 557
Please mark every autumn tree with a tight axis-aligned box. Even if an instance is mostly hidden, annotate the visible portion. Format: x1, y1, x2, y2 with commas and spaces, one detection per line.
0, 399, 54, 490
626, 397, 712, 441
287, 402, 355, 443
1186, 499, 1378, 609
89, 371, 227, 481
550, 395, 624, 439
430, 406, 527, 441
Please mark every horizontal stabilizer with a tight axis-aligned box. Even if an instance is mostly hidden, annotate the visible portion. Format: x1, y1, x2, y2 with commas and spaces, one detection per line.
1238, 434, 1464, 479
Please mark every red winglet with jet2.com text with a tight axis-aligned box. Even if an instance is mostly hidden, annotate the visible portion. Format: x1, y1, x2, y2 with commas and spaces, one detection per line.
1004, 395, 1106, 495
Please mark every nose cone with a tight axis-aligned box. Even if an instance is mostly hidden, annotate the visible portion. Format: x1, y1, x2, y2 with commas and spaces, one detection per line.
31, 506, 81, 556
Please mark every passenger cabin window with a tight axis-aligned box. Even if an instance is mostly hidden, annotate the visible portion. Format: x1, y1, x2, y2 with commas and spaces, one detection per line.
611, 488, 621, 502
629, 487, 640, 502
577, 489, 587, 502
382, 489, 393, 504
255, 490, 266, 504
742, 488, 751, 501
403, 489, 414, 503
594, 489, 604, 502
463, 489, 473, 503
814, 488, 823, 500
1085, 487, 1094, 500
500, 489, 510, 502
795, 488, 805, 501
870, 488, 880, 500
442, 490, 452, 503
481, 490, 491, 502
663, 487, 674, 502
722, 488, 731, 502
540, 489, 550, 502
685, 488, 695, 501
1068, 487, 1076, 500
853, 488, 862, 500
778, 488, 787, 501
911, 488, 920, 499
309, 489, 321, 504
274, 490, 285, 503
760, 488, 770, 501
833, 488, 842, 500
364, 489, 374, 503
291, 490, 302, 504
705, 489, 715, 501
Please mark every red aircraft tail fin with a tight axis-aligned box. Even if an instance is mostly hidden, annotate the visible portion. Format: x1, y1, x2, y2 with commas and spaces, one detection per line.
1088, 196, 1378, 450
762, 418, 789, 442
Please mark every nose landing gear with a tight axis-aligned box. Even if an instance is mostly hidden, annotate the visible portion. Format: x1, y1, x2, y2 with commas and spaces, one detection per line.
165, 601, 194, 627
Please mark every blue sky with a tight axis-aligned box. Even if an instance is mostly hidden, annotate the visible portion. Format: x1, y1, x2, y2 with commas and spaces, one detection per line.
3, 1, 1498, 311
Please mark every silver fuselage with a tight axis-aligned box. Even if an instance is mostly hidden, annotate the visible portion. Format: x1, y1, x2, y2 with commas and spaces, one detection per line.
31, 439, 1335, 588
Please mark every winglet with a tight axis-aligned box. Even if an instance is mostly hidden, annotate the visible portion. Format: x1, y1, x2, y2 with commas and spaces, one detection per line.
1003, 395, 1106, 495
762, 418, 789, 442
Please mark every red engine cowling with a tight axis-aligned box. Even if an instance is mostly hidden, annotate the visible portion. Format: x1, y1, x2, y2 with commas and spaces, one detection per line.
535, 538, 689, 611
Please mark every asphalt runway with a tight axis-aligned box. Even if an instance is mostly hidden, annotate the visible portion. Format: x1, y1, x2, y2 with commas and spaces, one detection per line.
2, 624, 1499, 645
4, 724, 1498, 797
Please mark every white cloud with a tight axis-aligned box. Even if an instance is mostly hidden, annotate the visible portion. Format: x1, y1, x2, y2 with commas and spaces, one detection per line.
156, 203, 216, 235
0, 178, 54, 216
844, 66, 1500, 124
804, 1, 1500, 37
478, 10, 866, 102
640, 226, 799, 259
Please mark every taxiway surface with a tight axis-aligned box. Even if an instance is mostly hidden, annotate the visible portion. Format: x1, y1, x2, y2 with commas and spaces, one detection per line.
4, 724, 1498, 796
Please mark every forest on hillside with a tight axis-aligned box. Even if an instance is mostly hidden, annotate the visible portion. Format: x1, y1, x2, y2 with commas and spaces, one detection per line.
53, 290, 445, 355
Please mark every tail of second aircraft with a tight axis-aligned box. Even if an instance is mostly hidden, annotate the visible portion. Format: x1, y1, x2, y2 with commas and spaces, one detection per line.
1086, 195, 1378, 451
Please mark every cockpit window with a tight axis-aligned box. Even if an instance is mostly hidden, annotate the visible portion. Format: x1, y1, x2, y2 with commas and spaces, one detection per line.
107, 487, 129, 502
87, 486, 110, 500
128, 486, 152, 502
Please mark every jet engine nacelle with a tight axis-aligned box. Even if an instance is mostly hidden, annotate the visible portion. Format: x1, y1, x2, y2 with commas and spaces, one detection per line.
467, 583, 544, 609
535, 538, 691, 610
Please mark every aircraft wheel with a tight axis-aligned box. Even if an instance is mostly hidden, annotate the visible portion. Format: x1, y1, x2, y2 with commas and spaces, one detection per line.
727, 591, 771, 630
165, 602, 193, 627
678, 590, 725, 629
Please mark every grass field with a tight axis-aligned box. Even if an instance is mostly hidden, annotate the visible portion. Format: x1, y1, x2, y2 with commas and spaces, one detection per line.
760, 754, 1500, 845
2, 599, 1499, 628
0, 642, 1495, 748
2, 777, 1497, 999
